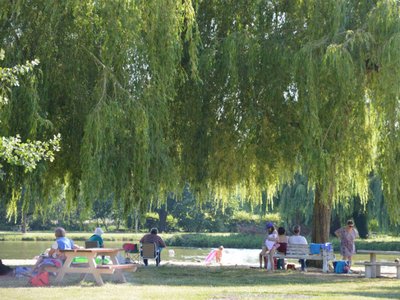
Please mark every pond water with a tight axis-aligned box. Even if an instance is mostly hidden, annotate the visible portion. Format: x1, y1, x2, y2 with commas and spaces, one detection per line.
0, 241, 262, 266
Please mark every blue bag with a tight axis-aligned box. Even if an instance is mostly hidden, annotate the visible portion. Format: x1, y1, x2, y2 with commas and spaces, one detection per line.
333, 260, 349, 273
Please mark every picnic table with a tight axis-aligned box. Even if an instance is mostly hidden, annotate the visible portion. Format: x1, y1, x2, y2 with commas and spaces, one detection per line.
46, 248, 137, 285
356, 250, 400, 278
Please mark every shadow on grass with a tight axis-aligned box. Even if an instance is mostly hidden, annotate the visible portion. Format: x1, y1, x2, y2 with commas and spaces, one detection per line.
340, 285, 400, 299
1, 264, 399, 300
125, 265, 370, 286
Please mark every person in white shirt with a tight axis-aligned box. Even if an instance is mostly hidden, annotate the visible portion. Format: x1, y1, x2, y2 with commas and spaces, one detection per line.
288, 225, 308, 271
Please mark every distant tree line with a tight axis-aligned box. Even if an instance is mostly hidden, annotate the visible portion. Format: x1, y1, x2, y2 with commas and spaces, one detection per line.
1, 175, 398, 237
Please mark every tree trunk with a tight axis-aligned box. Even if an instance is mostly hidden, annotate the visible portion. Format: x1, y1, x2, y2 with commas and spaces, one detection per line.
134, 209, 139, 233
100, 218, 109, 231
311, 184, 332, 243
20, 186, 28, 234
158, 207, 168, 233
21, 212, 28, 234
352, 196, 368, 239
309, 184, 332, 269
115, 218, 120, 231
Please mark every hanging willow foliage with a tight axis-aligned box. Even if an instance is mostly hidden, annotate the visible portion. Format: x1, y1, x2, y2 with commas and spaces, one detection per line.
173, 0, 400, 229
0, 0, 198, 217
0, 0, 400, 230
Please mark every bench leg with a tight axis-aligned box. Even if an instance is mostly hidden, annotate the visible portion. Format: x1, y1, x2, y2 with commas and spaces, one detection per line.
55, 268, 66, 283
396, 266, 400, 279
89, 271, 105, 286
375, 265, 381, 277
85, 257, 104, 286
110, 254, 126, 283
322, 259, 328, 273
365, 265, 373, 278
113, 270, 126, 283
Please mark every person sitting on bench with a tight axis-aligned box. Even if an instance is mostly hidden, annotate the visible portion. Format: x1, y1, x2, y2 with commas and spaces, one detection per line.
288, 225, 308, 271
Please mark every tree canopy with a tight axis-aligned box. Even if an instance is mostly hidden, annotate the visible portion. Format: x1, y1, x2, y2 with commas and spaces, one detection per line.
0, 0, 400, 241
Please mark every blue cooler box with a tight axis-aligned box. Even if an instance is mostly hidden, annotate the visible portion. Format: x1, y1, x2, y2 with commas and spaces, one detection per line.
310, 243, 333, 254
310, 243, 321, 254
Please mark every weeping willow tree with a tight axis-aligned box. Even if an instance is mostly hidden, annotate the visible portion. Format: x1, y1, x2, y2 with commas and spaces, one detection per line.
174, 0, 299, 200
173, 0, 400, 243
293, 0, 400, 242
1, 0, 400, 242
0, 0, 197, 219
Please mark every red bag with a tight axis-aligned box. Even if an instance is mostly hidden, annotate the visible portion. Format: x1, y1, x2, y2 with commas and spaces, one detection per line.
29, 272, 49, 287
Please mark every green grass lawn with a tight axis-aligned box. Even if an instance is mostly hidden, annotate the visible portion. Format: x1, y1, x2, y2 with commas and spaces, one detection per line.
1, 231, 399, 299
1, 264, 399, 300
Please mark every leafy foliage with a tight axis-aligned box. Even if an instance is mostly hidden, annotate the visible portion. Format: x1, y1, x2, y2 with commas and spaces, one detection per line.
1, 134, 60, 173
0, 1, 400, 241
0, 51, 60, 174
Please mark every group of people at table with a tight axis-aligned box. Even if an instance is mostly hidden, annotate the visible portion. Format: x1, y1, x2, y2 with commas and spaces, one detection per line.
258, 220, 359, 272
33, 226, 167, 274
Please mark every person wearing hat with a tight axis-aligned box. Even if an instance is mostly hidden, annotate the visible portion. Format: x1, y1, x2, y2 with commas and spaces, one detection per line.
264, 223, 278, 271
88, 227, 104, 248
259, 222, 277, 269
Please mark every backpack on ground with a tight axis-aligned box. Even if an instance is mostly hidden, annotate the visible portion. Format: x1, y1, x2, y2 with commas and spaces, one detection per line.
29, 272, 49, 287
333, 260, 349, 274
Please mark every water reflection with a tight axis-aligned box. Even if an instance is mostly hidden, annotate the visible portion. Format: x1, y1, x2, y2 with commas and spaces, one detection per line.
0, 241, 260, 266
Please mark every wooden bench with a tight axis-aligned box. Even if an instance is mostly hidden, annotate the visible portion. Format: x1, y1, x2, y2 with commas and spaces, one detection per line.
96, 264, 138, 274
273, 244, 335, 273
355, 261, 400, 278
44, 263, 138, 283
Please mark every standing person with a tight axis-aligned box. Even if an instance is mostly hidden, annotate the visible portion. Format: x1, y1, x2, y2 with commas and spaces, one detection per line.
215, 245, 224, 265
88, 227, 104, 248
140, 228, 166, 266
259, 226, 269, 269
259, 222, 275, 269
264, 223, 278, 272
335, 220, 359, 267
288, 225, 308, 271
276, 227, 289, 270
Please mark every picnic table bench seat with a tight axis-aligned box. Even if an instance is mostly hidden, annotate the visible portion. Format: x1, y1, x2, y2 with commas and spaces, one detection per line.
273, 244, 335, 273
96, 264, 138, 273
355, 261, 400, 278
45, 262, 138, 274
